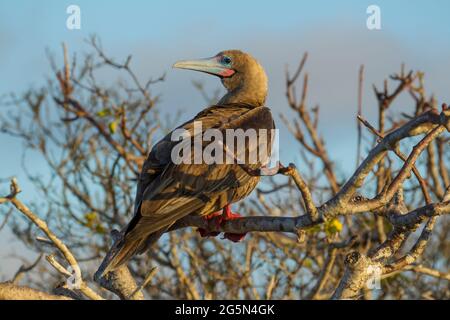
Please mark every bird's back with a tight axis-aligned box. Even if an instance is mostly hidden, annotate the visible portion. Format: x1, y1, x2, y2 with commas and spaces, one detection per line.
135, 103, 274, 217
98, 103, 274, 274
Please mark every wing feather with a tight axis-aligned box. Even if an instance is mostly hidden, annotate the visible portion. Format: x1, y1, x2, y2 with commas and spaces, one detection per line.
125, 104, 274, 241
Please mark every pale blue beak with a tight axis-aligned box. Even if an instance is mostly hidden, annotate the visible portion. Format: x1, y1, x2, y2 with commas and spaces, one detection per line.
173, 56, 235, 77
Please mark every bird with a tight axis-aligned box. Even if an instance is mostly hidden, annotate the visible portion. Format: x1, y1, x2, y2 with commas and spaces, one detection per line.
97, 50, 275, 275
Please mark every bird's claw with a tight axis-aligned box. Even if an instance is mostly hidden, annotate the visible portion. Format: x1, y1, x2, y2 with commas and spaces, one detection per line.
197, 228, 220, 238
197, 205, 247, 242
222, 232, 246, 242
197, 211, 223, 237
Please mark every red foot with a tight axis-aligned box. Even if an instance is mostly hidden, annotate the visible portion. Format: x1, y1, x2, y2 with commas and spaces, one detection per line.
222, 205, 246, 242
197, 205, 247, 242
197, 211, 222, 237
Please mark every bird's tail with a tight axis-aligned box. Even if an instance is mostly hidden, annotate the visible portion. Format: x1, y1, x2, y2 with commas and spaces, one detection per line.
95, 234, 146, 279
96, 230, 167, 281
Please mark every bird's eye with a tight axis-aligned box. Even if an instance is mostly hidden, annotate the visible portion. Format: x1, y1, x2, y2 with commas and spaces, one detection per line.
221, 56, 232, 65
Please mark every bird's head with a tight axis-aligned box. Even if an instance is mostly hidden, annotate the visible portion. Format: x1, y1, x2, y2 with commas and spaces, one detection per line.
173, 50, 268, 106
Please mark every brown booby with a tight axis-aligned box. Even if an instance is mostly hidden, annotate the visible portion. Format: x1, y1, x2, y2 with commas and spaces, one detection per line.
99, 50, 275, 274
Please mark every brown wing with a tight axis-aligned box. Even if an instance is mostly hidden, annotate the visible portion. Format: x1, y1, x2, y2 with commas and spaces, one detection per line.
99, 104, 274, 274
133, 103, 254, 216
128, 105, 274, 239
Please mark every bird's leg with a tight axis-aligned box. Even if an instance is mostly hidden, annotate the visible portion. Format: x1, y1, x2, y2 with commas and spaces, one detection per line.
197, 205, 246, 242
222, 204, 246, 242
223, 204, 242, 219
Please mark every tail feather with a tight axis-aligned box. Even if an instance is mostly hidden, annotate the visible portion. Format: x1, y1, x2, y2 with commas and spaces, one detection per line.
95, 229, 166, 280
96, 236, 146, 278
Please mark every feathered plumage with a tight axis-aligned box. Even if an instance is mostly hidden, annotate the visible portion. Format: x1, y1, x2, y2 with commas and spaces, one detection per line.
98, 50, 274, 275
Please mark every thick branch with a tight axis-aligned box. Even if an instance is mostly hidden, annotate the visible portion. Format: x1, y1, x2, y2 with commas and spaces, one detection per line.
329, 109, 449, 216
170, 214, 316, 235
0, 282, 72, 300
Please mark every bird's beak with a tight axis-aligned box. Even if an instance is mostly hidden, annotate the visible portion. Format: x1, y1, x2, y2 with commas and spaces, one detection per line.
173, 56, 235, 77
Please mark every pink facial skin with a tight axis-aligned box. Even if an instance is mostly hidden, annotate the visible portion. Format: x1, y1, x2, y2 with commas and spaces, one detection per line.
216, 55, 235, 78
219, 68, 236, 77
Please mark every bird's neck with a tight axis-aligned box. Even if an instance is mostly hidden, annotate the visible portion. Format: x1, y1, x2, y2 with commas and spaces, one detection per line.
219, 68, 268, 107
219, 86, 267, 107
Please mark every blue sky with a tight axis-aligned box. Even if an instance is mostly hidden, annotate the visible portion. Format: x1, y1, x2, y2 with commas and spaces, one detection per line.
1, 0, 450, 277
1, 0, 450, 93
